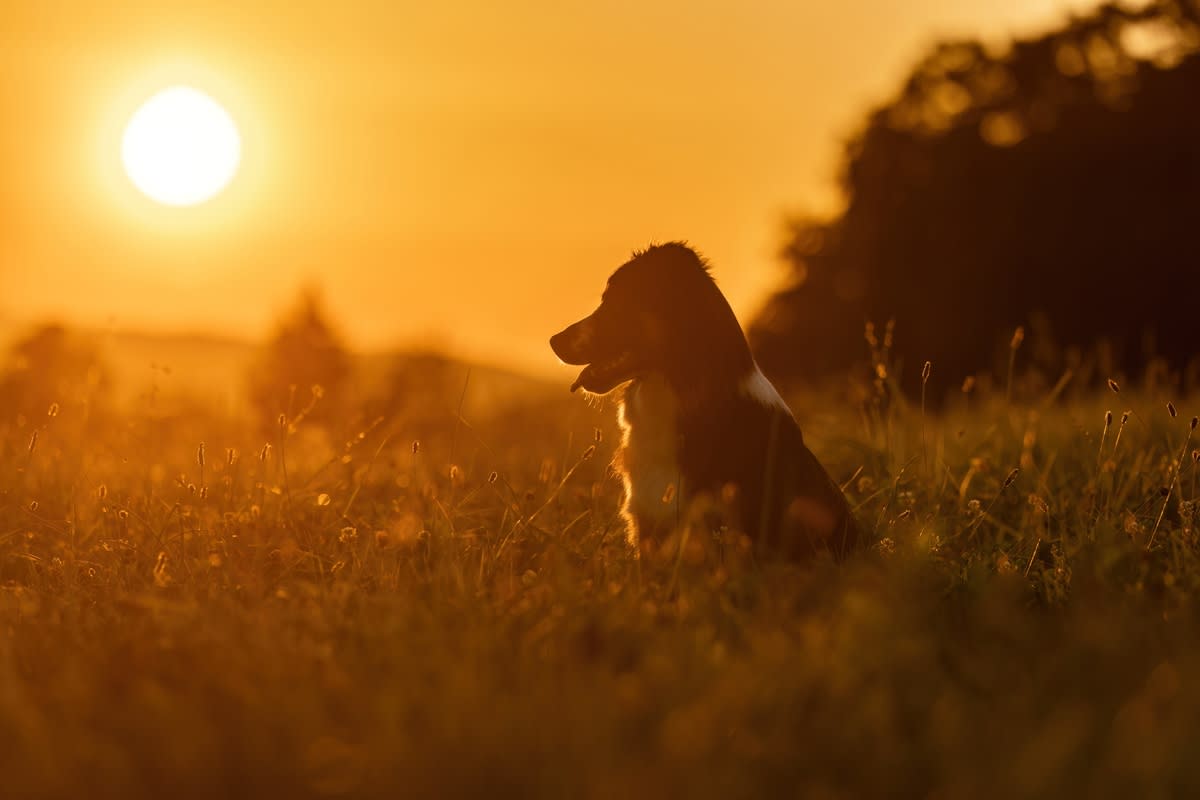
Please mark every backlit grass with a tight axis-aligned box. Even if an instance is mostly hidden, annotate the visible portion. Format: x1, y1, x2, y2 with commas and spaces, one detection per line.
3, 362, 1200, 798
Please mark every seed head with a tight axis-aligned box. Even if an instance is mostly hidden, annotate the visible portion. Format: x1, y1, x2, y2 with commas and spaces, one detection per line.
47, 403, 59, 418
97, 485, 108, 500
227, 448, 238, 466
582, 445, 596, 461
28, 430, 38, 456
1120, 411, 1130, 426
1168, 402, 1178, 418
1104, 410, 1113, 427
1107, 379, 1121, 394
1010, 326, 1025, 350
922, 361, 932, 382
1003, 468, 1020, 488
488, 471, 498, 484
594, 428, 603, 444
259, 443, 272, 462
661, 484, 677, 504
197, 442, 206, 467
1192, 417, 1198, 431
411, 440, 421, 455
961, 376, 976, 394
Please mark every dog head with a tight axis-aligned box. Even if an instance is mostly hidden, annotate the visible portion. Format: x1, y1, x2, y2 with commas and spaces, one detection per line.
550, 242, 753, 394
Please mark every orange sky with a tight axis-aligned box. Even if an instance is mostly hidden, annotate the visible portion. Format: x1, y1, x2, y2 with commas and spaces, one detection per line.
0, 0, 1102, 376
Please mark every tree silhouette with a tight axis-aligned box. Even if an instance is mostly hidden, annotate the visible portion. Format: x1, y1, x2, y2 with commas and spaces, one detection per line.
0, 323, 111, 420
752, 0, 1200, 397
248, 289, 351, 434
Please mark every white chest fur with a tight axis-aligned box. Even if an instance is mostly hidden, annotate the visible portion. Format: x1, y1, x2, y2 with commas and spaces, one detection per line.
616, 373, 680, 542
740, 366, 793, 414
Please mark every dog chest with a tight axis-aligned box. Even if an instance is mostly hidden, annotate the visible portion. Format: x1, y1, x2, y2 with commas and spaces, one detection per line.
617, 374, 681, 529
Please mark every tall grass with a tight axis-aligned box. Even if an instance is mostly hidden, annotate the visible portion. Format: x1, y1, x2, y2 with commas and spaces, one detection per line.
3, 358, 1200, 798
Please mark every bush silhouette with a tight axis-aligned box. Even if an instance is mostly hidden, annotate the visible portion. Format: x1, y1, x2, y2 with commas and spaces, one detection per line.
0, 323, 112, 427
248, 289, 351, 435
752, 0, 1200, 397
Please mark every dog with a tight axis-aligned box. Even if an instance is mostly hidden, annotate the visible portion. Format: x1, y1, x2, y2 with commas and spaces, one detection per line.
550, 242, 859, 560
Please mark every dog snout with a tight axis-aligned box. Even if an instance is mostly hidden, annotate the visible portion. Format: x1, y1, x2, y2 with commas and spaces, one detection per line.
550, 317, 594, 365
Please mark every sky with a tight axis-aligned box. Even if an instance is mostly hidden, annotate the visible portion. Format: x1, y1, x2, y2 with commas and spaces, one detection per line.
0, 0, 1104, 377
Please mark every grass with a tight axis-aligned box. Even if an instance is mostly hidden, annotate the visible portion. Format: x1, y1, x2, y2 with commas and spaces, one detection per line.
4, 358, 1200, 799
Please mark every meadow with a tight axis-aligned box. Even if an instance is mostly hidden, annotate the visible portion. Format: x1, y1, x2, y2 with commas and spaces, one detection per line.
3, 332, 1200, 799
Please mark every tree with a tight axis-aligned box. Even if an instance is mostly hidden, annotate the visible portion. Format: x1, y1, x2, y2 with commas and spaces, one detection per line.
752, 0, 1200, 397
248, 289, 351, 434
0, 323, 111, 425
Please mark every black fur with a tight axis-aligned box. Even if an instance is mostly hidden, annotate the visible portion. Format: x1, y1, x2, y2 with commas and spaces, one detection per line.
551, 242, 859, 560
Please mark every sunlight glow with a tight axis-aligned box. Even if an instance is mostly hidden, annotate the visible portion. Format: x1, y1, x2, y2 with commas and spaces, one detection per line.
121, 86, 241, 207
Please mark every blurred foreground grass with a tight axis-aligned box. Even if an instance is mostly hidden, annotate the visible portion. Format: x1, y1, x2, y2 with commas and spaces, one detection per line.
3, 368, 1200, 799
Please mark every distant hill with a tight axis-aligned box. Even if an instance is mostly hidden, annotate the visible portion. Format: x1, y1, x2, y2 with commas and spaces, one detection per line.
0, 322, 561, 420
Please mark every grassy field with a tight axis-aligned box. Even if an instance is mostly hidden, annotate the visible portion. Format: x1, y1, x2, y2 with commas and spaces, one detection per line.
4, 345, 1200, 799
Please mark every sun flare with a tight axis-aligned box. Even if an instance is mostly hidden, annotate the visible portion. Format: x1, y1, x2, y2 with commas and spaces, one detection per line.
121, 86, 241, 207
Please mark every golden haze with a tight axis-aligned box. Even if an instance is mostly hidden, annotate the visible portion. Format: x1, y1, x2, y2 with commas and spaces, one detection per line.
0, 0, 1100, 375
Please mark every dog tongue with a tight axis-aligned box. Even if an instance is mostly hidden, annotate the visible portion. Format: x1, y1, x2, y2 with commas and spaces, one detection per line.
570, 359, 632, 394
570, 364, 597, 393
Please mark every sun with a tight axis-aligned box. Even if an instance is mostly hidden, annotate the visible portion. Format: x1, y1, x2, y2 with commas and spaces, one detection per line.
121, 86, 241, 207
